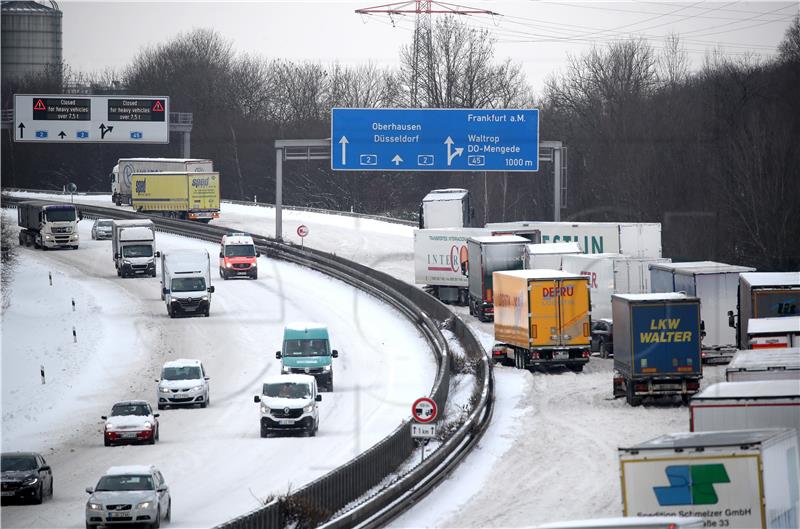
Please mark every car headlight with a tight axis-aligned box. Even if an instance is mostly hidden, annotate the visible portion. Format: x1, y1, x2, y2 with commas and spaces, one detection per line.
281, 365, 290, 374
225, 262, 233, 268
159, 387, 170, 394
105, 423, 114, 430
303, 404, 314, 413
189, 385, 204, 392
143, 421, 152, 430
22, 476, 39, 486
88, 502, 103, 510
322, 365, 331, 372
260, 403, 269, 414
136, 501, 152, 509
251, 261, 257, 267
45, 235, 52, 240
123, 260, 132, 265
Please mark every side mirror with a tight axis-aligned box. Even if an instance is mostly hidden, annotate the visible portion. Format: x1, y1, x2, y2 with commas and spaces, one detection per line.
114, 253, 120, 259
155, 251, 161, 258
157, 486, 167, 493
461, 261, 468, 276
155, 379, 160, 383
256, 252, 261, 258
331, 350, 339, 358
253, 395, 261, 403
208, 286, 215, 293
153, 413, 160, 418
727, 310, 735, 328
204, 377, 210, 381
275, 351, 282, 359
85, 487, 94, 494
78, 212, 84, 220
40, 465, 51, 472
219, 252, 224, 258
162, 288, 170, 296
101, 415, 107, 420
315, 394, 322, 402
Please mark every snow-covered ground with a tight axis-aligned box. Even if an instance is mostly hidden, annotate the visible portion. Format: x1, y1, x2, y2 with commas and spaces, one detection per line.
1, 207, 433, 528
3, 192, 729, 529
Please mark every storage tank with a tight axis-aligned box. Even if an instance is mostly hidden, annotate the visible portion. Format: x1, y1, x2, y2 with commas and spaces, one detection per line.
1, 1, 63, 83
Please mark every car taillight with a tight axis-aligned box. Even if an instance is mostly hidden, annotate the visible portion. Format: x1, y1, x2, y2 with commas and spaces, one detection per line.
635, 384, 648, 392
687, 381, 700, 390
491, 346, 504, 357
531, 351, 540, 359
582, 350, 590, 358
583, 323, 589, 337
485, 289, 493, 303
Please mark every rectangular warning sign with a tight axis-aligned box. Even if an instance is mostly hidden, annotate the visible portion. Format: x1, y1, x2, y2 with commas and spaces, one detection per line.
32, 98, 91, 121
107, 98, 167, 122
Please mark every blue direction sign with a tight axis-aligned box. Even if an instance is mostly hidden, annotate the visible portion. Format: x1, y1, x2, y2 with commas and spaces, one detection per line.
331, 108, 539, 172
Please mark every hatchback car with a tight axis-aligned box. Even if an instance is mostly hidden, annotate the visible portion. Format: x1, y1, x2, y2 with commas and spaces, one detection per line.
254, 374, 322, 437
86, 465, 171, 529
591, 319, 614, 358
156, 359, 210, 409
102, 401, 160, 446
91, 218, 114, 240
0, 452, 53, 504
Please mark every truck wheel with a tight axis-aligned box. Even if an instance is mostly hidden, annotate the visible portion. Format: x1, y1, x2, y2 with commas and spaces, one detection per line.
260, 424, 269, 438
168, 306, 175, 319
18, 233, 23, 245
681, 394, 691, 406
626, 383, 642, 407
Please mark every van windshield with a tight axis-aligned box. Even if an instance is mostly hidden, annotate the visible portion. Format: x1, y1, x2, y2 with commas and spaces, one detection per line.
263, 382, 311, 399
283, 339, 329, 357
122, 245, 153, 258
225, 244, 255, 257
171, 277, 206, 292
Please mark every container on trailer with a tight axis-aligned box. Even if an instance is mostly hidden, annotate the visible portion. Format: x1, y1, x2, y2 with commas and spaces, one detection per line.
746, 317, 800, 349
418, 188, 474, 229
726, 347, 800, 382
523, 242, 582, 270
466, 235, 528, 321
734, 272, 800, 349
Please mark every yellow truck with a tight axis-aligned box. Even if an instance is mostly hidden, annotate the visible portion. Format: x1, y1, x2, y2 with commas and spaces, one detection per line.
131, 172, 220, 222
492, 269, 592, 372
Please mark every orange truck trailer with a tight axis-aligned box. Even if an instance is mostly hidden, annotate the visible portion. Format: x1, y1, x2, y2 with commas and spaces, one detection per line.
492, 269, 592, 372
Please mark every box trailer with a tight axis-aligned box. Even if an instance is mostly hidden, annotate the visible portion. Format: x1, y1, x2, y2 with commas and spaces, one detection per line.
492, 269, 592, 371
612, 293, 702, 406
746, 317, 800, 349
650, 261, 756, 363
733, 272, 800, 349
466, 235, 528, 321
111, 158, 213, 205
619, 429, 800, 529
485, 221, 662, 258
726, 347, 800, 382
689, 380, 800, 447
418, 188, 474, 229
132, 171, 221, 222
523, 242, 582, 270
111, 220, 158, 278
16, 200, 81, 249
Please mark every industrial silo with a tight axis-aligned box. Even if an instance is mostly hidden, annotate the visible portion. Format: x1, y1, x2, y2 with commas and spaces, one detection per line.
1, 1, 63, 84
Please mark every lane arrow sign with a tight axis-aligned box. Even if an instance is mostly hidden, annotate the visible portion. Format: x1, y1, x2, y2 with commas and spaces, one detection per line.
99, 123, 113, 139
58, 131, 66, 139
339, 136, 349, 165
391, 154, 403, 166
444, 136, 464, 166
17, 123, 25, 138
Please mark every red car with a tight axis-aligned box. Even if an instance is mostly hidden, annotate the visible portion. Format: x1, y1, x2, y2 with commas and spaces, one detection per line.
102, 400, 160, 446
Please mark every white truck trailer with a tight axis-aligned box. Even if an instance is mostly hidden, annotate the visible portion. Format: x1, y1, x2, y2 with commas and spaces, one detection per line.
726, 347, 800, 382
523, 242, 582, 270
561, 253, 671, 320
110, 158, 213, 206
111, 219, 158, 277
485, 221, 662, 258
619, 429, 800, 529
418, 188, 474, 229
650, 261, 756, 363
17, 200, 80, 250
746, 317, 800, 349
689, 380, 800, 448
732, 272, 800, 349
160, 249, 214, 318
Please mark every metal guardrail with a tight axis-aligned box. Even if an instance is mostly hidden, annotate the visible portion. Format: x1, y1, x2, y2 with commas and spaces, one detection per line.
1, 194, 492, 529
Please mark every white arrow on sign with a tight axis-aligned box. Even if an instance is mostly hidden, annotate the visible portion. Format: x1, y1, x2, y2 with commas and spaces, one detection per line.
339, 136, 349, 165
444, 136, 464, 166
391, 154, 403, 166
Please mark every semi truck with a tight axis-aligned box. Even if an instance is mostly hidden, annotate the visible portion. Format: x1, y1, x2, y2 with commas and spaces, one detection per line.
131, 171, 221, 222
618, 429, 800, 529
731, 272, 800, 349
16, 200, 80, 250
726, 347, 800, 382
746, 316, 800, 348
650, 261, 756, 363
466, 235, 529, 321
561, 253, 671, 321
160, 249, 214, 318
612, 293, 702, 406
418, 188, 474, 229
523, 241, 582, 270
485, 221, 662, 258
414, 227, 540, 304
689, 380, 800, 447
491, 269, 592, 371
111, 219, 158, 277
110, 158, 213, 206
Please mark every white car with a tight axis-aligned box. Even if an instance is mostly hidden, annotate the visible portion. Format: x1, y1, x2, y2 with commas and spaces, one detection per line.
254, 374, 321, 437
86, 465, 171, 529
91, 219, 114, 240
156, 359, 210, 410
102, 400, 160, 446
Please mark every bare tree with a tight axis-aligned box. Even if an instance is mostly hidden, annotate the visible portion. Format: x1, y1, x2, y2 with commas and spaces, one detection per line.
657, 33, 690, 87
778, 14, 800, 63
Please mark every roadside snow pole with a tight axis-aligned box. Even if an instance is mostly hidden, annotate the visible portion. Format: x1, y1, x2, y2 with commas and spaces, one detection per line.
49, 272, 52, 286
72, 326, 77, 343
40, 365, 45, 384
72, 298, 75, 311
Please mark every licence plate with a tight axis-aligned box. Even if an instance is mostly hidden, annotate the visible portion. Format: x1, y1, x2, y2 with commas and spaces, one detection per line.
1, 491, 14, 497
108, 511, 129, 518
121, 432, 138, 439
553, 351, 568, 360
279, 419, 294, 425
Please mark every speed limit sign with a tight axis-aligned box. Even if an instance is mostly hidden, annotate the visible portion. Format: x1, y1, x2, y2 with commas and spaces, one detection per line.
297, 224, 309, 238
411, 397, 437, 424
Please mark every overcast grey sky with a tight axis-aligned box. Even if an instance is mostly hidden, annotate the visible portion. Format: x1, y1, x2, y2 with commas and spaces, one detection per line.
60, 1, 799, 95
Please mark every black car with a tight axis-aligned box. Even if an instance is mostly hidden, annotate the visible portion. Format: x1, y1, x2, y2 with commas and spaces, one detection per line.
1, 452, 53, 504
590, 319, 614, 358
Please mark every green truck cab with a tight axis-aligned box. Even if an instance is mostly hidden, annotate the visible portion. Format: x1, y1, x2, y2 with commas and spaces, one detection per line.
275, 324, 338, 391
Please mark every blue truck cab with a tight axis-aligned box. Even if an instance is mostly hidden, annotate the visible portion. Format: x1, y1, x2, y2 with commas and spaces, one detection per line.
612, 293, 702, 406
275, 324, 338, 391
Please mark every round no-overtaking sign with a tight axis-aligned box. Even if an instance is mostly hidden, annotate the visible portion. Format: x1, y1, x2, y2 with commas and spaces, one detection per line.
297, 224, 309, 238
412, 397, 437, 423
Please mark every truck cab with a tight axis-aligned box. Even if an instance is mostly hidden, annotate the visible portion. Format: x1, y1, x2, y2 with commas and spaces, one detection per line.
161, 250, 214, 317
219, 233, 260, 280
275, 324, 338, 391
17, 201, 81, 250
112, 220, 158, 278
418, 188, 474, 229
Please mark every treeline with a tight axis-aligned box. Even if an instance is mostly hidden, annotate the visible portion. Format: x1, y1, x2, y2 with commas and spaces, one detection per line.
1, 16, 798, 270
